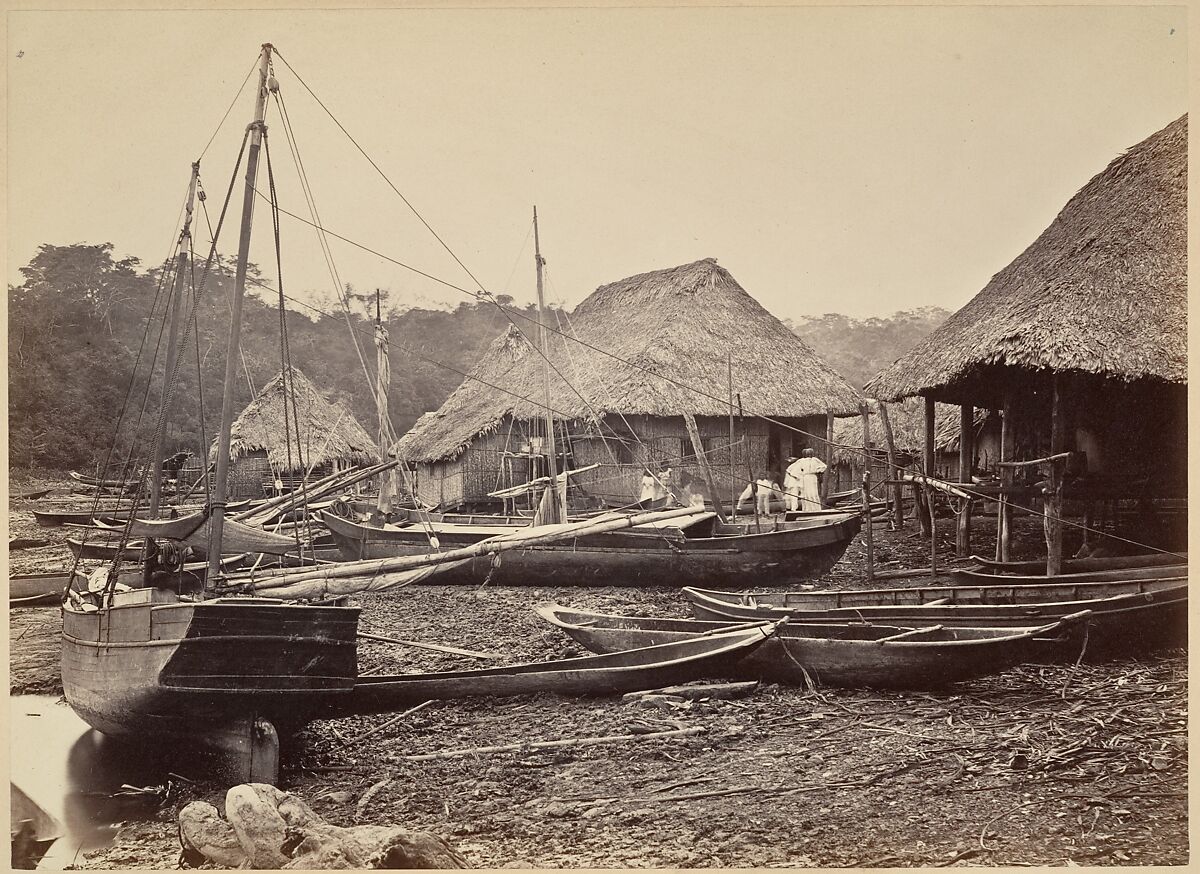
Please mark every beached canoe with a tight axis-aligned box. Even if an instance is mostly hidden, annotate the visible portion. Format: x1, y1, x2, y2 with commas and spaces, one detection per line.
681, 582, 1187, 653
968, 552, 1186, 576
322, 510, 863, 587
951, 564, 1187, 586
534, 605, 1085, 689
315, 622, 777, 717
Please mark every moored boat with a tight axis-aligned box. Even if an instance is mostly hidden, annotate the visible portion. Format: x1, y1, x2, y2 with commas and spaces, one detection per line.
534, 604, 1087, 689
681, 582, 1187, 653
968, 552, 1186, 576
322, 509, 863, 587
314, 622, 775, 717
951, 563, 1187, 586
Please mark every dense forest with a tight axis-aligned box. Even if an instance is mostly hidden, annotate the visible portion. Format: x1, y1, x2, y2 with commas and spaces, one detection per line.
8, 243, 947, 473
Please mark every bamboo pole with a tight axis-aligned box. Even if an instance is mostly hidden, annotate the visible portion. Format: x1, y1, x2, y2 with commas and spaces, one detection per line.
248, 505, 704, 590
876, 401, 903, 528
861, 468, 874, 582
956, 404, 974, 557
1045, 374, 1066, 576
822, 412, 835, 502
683, 412, 726, 523
996, 392, 1015, 562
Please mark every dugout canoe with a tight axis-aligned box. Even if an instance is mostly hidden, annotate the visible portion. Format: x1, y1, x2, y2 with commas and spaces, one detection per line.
951, 564, 1187, 586
321, 510, 863, 587
33, 499, 257, 528
315, 622, 776, 718
534, 605, 1086, 689
9, 572, 70, 606
967, 552, 1186, 576
681, 582, 1187, 652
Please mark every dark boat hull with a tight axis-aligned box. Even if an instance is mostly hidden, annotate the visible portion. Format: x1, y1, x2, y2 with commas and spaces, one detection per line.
535, 606, 1073, 689
323, 512, 863, 587
61, 593, 359, 773
316, 624, 774, 718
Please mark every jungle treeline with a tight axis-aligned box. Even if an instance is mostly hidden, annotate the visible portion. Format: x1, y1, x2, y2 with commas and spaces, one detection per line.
8, 242, 948, 473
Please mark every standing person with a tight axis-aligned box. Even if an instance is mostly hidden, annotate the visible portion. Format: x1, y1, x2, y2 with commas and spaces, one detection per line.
785, 448, 828, 512
637, 468, 669, 510
782, 455, 801, 511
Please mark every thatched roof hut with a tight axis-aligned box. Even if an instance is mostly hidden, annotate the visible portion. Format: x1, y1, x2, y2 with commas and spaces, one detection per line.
397, 258, 863, 463
865, 114, 1187, 407
216, 367, 378, 472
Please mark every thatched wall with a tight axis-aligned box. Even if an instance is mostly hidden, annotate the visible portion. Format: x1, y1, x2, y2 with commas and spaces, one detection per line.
410, 411, 829, 509
396, 258, 862, 466
214, 367, 379, 474
865, 115, 1186, 408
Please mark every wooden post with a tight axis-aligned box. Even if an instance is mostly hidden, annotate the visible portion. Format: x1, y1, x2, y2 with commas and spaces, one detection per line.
996, 392, 1014, 562
877, 400, 903, 528
862, 468, 874, 582
1045, 375, 1066, 575
822, 412, 835, 502
859, 402, 872, 512
683, 412, 726, 524
727, 354, 736, 517
916, 396, 936, 538
926, 485, 938, 577
955, 403, 974, 557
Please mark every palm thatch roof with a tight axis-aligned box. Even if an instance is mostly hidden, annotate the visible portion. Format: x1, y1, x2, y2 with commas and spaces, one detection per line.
865, 114, 1187, 405
397, 258, 863, 463
214, 367, 379, 472
831, 399, 983, 465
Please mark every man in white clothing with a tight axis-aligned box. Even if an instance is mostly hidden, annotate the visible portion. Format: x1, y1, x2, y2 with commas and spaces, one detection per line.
785, 448, 827, 511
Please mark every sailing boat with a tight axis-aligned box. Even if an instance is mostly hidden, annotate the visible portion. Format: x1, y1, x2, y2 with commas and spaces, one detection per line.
61, 45, 360, 782
59, 45, 778, 782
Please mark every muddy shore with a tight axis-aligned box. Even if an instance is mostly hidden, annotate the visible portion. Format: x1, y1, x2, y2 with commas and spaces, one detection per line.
8, 482, 1188, 867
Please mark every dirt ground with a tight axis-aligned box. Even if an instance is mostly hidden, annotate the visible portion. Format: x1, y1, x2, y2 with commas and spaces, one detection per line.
7, 477, 1188, 868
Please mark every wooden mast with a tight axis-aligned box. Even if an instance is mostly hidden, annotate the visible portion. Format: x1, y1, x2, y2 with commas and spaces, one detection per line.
374, 288, 397, 514
143, 163, 199, 564
144, 161, 199, 584
532, 206, 564, 523
207, 44, 273, 584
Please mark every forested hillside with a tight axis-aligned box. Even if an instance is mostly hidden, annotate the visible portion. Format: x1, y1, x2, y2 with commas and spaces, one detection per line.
786, 307, 949, 389
8, 243, 949, 473
7, 243, 550, 472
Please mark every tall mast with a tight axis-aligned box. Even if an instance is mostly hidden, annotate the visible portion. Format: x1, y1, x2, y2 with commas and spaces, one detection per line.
144, 161, 199, 584
207, 44, 273, 584
533, 206, 564, 523
374, 288, 397, 513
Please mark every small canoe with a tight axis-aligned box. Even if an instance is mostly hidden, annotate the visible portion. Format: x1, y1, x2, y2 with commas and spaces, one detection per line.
681, 581, 1188, 654
968, 552, 1186, 575
951, 564, 1187, 586
534, 605, 1085, 689
9, 537, 52, 551
317, 622, 776, 717
66, 537, 145, 561
15, 488, 53, 501
10, 571, 71, 606
33, 499, 259, 528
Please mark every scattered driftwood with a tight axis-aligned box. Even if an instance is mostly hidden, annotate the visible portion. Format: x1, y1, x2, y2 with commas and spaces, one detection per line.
341, 700, 434, 747
179, 783, 466, 869
357, 631, 499, 660
403, 725, 706, 762
623, 681, 758, 702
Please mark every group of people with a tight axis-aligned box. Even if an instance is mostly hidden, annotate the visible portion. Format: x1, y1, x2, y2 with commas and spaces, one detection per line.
737, 449, 828, 514
635, 448, 828, 515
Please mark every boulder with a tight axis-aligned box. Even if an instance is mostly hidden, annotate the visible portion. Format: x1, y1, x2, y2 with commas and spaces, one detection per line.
178, 783, 466, 869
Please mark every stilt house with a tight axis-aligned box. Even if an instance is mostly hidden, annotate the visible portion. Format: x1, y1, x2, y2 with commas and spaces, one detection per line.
395, 258, 864, 509
212, 367, 379, 498
865, 115, 1187, 568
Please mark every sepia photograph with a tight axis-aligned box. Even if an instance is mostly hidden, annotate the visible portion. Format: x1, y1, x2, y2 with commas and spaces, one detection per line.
5, 3, 1187, 869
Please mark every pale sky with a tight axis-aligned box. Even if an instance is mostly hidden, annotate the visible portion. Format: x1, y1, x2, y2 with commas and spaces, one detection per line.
6, 4, 1187, 321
